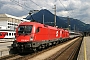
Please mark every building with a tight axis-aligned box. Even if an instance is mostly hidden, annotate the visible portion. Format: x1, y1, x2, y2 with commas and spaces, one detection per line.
0, 14, 30, 30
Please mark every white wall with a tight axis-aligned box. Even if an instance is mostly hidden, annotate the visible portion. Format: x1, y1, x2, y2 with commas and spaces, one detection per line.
0, 20, 7, 29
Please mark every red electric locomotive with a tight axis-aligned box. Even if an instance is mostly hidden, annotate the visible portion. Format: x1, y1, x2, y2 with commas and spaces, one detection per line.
11, 22, 69, 52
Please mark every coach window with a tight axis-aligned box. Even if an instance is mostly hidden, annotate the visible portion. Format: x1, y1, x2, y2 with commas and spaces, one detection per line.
9, 33, 11, 36
12, 33, 13, 36
6, 33, 8, 36
36, 27, 40, 33
14, 33, 16, 35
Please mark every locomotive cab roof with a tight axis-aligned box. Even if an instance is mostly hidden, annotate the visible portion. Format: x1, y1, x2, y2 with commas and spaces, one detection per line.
18, 22, 58, 30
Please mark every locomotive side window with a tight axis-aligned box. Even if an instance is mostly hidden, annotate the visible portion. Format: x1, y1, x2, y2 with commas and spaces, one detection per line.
18, 25, 33, 34
36, 27, 40, 33
62, 31, 63, 34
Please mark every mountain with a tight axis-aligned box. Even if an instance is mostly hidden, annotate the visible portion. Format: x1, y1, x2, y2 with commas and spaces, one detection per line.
59, 17, 89, 31
26, 9, 67, 28
25, 9, 90, 32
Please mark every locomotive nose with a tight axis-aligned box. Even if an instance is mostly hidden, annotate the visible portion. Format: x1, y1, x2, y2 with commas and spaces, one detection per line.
16, 35, 34, 42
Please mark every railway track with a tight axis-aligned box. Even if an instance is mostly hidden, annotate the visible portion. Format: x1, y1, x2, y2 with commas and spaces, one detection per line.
0, 44, 60, 60
0, 37, 83, 60
46, 37, 83, 60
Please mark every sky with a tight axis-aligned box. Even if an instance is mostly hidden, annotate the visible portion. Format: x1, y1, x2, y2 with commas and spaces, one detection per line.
0, 0, 90, 24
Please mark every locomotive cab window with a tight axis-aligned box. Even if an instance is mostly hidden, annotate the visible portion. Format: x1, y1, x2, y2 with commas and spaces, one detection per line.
18, 25, 33, 34
36, 27, 40, 33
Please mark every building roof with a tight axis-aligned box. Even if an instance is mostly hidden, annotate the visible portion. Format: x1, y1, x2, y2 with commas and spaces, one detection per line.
0, 13, 30, 21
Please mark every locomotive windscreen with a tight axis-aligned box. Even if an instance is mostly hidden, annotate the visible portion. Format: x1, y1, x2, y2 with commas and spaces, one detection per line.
18, 25, 33, 34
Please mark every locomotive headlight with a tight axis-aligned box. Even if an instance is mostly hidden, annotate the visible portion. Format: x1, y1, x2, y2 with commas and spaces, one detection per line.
30, 36, 34, 41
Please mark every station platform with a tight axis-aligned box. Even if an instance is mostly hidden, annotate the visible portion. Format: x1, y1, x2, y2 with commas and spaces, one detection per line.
0, 39, 14, 43
77, 36, 90, 60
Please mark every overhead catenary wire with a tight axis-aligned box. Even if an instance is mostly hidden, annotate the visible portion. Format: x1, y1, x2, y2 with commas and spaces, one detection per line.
29, 0, 53, 11
23, 0, 32, 10
12, 0, 74, 16
29, 0, 74, 17
58, 0, 73, 17
0, 0, 74, 17
10, 0, 74, 19
58, 0, 68, 11
10, 0, 33, 11
68, 0, 75, 17
29, 0, 43, 9
0, 0, 76, 24
58, 0, 75, 30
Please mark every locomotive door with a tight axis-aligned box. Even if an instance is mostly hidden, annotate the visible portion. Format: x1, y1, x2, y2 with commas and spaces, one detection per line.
34, 27, 49, 41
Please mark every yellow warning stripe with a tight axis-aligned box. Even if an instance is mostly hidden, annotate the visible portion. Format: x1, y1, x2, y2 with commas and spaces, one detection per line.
84, 38, 87, 60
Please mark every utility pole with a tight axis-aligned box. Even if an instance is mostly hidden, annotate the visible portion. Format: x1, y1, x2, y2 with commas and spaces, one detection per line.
43, 14, 44, 24
74, 25, 75, 32
67, 16, 70, 30
53, 5, 56, 27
